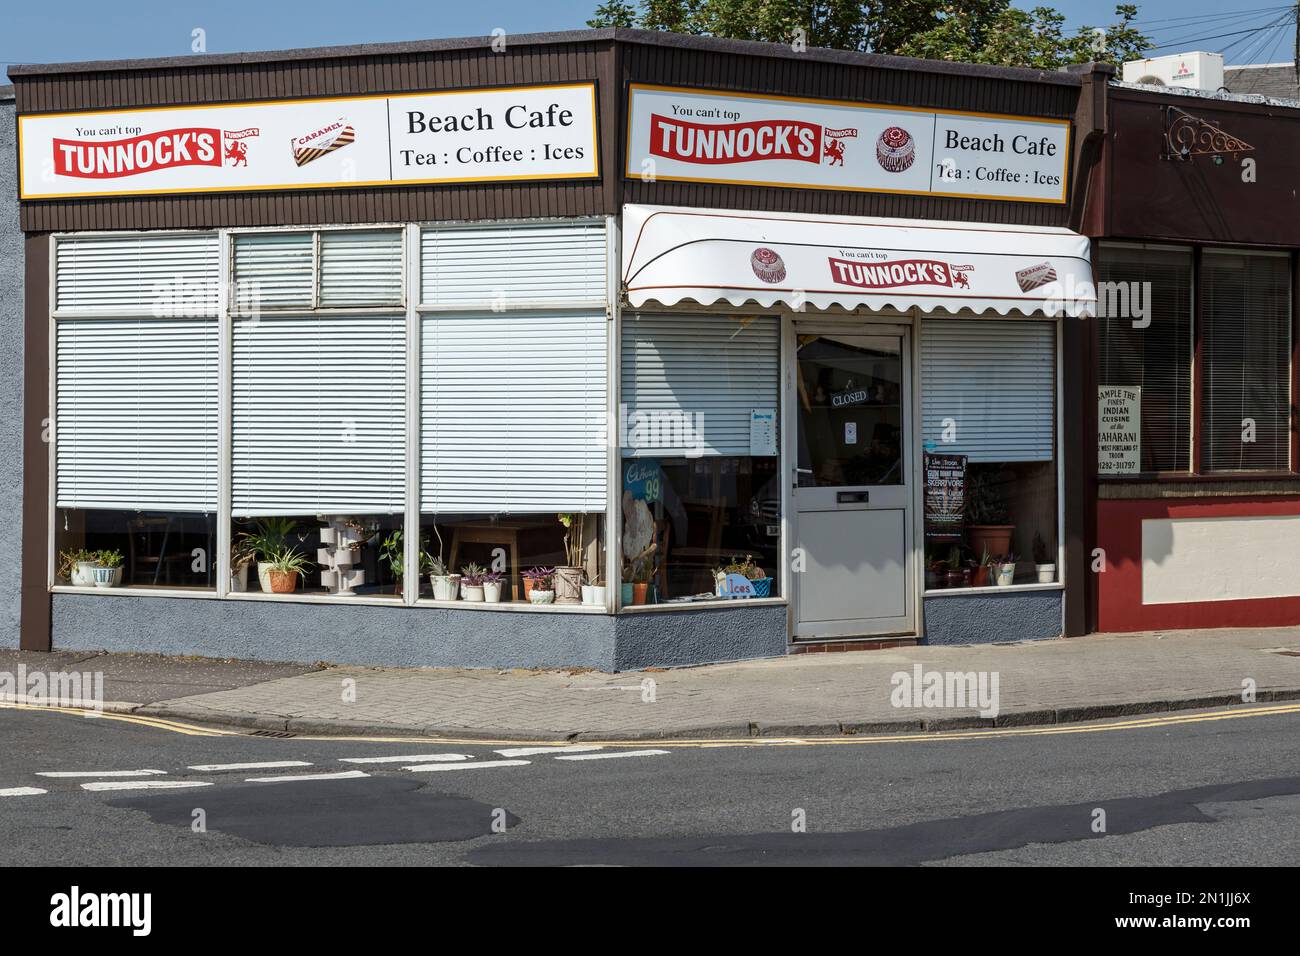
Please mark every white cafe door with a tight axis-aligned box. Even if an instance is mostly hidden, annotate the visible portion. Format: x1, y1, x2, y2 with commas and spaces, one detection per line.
792, 326, 913, 638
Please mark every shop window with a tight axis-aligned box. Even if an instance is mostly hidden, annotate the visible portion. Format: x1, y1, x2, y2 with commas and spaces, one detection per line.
1200, 251, 1292, 473
922, 319, 1058, 589
620, 313, 781, 604
54, 233, 220, 592
57, 510, 216, 590
417, 513, 607, 604
229, 514, 403, 598
1095, 245, 1193, 474
416, 220, 610, 608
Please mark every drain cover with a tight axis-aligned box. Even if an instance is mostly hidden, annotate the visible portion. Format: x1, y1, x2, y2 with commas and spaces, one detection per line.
248, 729, 297, 738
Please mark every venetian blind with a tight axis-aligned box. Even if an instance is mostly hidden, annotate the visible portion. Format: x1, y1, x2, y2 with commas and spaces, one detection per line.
921, 319, 1056, 462
1095, 245, 1193, 474
1200, 250, 1291, 473
620, 313, 780, 457
54, 233, 220, 512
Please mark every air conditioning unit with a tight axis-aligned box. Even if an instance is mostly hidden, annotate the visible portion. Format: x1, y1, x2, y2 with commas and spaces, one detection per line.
1122, 52, 1224, 92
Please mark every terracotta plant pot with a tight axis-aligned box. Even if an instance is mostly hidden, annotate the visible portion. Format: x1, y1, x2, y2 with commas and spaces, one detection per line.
968, 525, 1015, 561
268, 569, 298, 594
971, 565, 991, 587
632, 582, 649, 605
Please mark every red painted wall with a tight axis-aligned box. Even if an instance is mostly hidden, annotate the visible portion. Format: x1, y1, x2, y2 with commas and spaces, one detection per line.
1096, 495, 1300, 632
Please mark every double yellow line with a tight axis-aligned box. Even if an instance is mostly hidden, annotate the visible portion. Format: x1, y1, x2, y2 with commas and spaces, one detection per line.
5, 698, 1299, 748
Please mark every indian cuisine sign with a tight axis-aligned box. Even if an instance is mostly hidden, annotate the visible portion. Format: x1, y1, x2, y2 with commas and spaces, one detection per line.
626, 84, 1069, 203
1098, 386, 1141, 475
19, 83, 598, 199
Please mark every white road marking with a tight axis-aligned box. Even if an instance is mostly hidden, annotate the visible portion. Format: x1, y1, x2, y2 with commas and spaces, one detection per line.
188, 760, 313, 772
494, 745, 605, 757
403, 759, 530, 772
554, 749, 671, 761
244, 770, 370, 784
80, 780, 211, 792
37, 769, 167, 778
0, 787, 48, 797
338, 753, 470, 764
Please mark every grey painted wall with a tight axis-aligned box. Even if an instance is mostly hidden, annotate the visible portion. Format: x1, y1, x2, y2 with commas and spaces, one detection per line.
51, 594, 792, 671
0, 92, 22, 650
922, 589, 1063, 645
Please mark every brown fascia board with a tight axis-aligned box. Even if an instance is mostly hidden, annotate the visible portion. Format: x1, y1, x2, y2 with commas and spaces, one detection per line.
6, 27, 1081, 89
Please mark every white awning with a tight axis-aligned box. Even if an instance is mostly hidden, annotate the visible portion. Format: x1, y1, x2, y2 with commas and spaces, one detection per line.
622, 204, 1095, 317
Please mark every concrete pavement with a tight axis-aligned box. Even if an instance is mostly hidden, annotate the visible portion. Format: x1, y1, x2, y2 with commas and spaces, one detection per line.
5, 625, 1300, 740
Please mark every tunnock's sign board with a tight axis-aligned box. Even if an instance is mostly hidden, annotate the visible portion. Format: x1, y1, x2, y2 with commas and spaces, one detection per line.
626, 84, 1069, 204
18, 83, 599, 199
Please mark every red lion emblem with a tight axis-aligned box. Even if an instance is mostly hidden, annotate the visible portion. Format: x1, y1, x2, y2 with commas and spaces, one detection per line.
224, 139, 248, 167
953, 270, 971, 289
823, 137, 846, 167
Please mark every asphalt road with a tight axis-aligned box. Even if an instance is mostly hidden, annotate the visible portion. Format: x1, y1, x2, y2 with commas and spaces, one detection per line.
1, 703, 1298, 866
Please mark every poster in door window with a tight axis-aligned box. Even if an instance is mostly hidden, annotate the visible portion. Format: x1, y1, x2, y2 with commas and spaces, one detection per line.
924, 453, 967, 540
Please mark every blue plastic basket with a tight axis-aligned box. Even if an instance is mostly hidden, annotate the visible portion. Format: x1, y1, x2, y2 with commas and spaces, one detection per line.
751, 578, 772, 598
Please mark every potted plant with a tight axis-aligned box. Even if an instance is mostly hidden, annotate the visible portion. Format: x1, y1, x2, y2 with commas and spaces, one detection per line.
379, 530, 423, 596
265, 546, 310, 594
925, 554, 948, 590
523, 567, 555, 604
582, 573, 608, 606
428, 554, 460, 602
230, 535, 257, 592
555, 513, 586, 604
245, 517, 296, 592
460, 562, 487, 602
965, 471, 1015, 563
96, 549, 125, 587
970, 545, 993, 587
992, 553, 1018, 587
943, 545, 965, 589
60, 549, 100, 587
1032, 532, 1056, 584
714, 554, 770, 598
482, 570, 504, 603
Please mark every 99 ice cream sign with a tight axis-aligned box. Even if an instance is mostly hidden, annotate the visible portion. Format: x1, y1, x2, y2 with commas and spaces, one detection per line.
19, 83, 598, 199
626, 84, 1069, 204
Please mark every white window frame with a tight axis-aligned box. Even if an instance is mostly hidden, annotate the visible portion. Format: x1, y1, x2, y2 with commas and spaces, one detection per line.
49, 219, 620, 614
412, 216, 614, 612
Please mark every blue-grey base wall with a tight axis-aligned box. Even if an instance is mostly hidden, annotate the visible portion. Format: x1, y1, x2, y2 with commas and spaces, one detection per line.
0, 93, 22, 649
51, 594, 791, 671
613, 604, 789, 670
922, 589, 1063, 645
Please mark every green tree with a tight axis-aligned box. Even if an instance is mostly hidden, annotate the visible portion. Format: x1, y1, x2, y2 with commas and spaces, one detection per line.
586, 0, 1151, 69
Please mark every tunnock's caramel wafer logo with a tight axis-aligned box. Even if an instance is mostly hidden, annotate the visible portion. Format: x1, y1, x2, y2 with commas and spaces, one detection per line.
292, 117, 355, 167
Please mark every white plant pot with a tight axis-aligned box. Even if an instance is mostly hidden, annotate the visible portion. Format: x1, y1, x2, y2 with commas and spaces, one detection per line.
589, 585, 607, 607
995, 563, 1016, 587
231, 563, 250, 593
483, 581, 503, 603
1035, 563, 1056, 584
257, 561, 274, 592
462, 584, 485, 603
72, 561, 99, 587
529, 589, 555, 605
430, 574, 460, 601
581, 584, 593, 605
318, 526, 337, 546
92, 566, 120, 588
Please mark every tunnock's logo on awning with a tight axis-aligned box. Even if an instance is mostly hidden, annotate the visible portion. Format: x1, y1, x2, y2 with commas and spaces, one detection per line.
828, 256, 972, 290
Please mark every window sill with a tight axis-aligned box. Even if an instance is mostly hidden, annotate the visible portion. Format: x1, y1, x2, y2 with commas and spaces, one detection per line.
226, 591, 405, 607
53, 585, 218, 599
413, 599, 609, 613
618, 597, 787, 613
924, 582, 1062, 598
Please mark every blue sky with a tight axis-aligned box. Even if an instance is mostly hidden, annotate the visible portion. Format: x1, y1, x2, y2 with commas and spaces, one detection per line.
3, 0, 1296, 83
